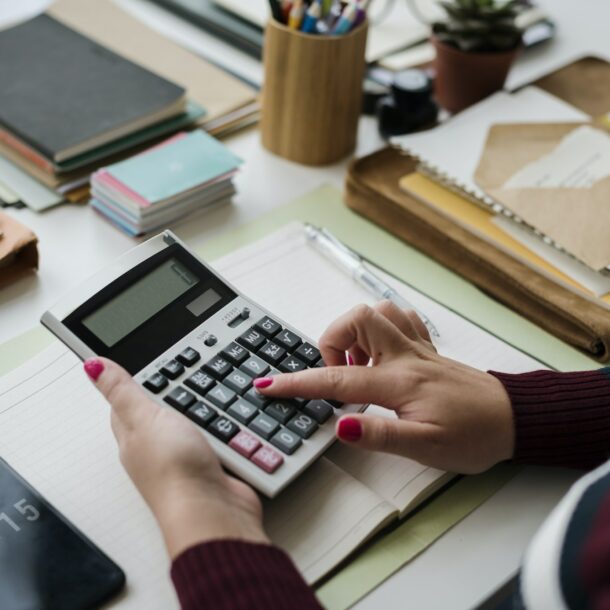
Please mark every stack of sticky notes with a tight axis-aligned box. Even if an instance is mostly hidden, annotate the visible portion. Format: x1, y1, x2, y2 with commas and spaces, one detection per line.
90, 131, 242, 235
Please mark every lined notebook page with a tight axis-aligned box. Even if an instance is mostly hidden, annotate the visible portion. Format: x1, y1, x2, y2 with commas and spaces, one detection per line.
0, 222, 546, 605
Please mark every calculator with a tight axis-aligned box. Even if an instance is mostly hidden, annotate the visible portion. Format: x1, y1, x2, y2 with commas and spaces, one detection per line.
41, 230, 366, 497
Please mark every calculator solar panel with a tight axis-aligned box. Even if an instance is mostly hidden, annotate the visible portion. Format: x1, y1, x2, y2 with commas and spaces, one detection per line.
42, 230, 366, 497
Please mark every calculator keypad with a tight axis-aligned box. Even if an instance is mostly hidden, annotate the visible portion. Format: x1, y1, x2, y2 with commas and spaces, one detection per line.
149, 314, 343, 478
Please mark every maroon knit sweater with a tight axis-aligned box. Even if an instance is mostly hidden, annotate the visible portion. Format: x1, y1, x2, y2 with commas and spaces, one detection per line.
170, 369, 610, 610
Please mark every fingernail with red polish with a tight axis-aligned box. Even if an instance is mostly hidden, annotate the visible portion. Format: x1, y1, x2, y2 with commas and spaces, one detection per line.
253, 377, 273, 389
84, 358, 104, 382
337, 417, 362, 442
347, 353, 354, 366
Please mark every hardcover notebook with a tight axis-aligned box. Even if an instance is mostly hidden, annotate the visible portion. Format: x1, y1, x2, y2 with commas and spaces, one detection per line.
0, 14, 186, 164
0, 223, 543, 607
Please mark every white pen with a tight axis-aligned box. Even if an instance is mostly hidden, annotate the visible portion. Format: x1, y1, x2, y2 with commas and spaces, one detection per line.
304, 223, 440, 339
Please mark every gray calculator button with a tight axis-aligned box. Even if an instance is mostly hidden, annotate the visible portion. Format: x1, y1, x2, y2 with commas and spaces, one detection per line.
221, 342, 249, 366
164, 386, 196, 413
206, 384, 237, 410
184, 371, 216, 396
143, 372, 168, 394
259, 341, 286, 365
254, 316, 281, 338
244, 387, 270, 409
295, 343, 320, 365
302, 399, 333, 424
278, 355, 307, 373
274, 329, 302, 351
270, 428, 302, 455
208, 417, 239, 443
249, 412, 280, 440
227, 399, 258, 424
265, 400, 297, 424
160, 359, 184, 380
237, 328, 266, 350
224, 369, 253, 395
176, 347, 200, 367
202, 356, 232, 380
287, 413, 318, 438
186, 401, 217, 428
240, 355, 270, 377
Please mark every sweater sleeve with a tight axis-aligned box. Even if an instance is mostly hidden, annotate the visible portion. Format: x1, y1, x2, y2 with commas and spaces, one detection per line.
170, 540, 323, 610
489, 368, 610, 470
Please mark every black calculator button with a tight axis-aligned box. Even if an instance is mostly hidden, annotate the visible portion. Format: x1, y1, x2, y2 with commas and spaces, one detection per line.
240, 354, 270, 378
244, 387, 270, 409
258, 341, 287, 365
326, 399, 343, 408
302, 399, 334, 424
206, 384, 237, 410
208, 417, 239, 443
227, 399, 258, 424
176, 347, 200, 367
184, 371, 216, 396
265, 400, 297, 424
314, 358, 326, 368
224, 369, 253, 395
221, 342, 249, 366
186, 401, 217, 428
160, 359, 184, 380
292, 397, 308, 407
248, 413, 280, 440
278, 355, 307, 373
237, 328, 266, 350
274, 329, 302, 351
287, 413, 318, 438
254, 316, 281, 338
294, 343, 320, 365
143, 372, 168, 394
164, 386, 196, 412
270, 428, 302, 455
202, 356, 232, 380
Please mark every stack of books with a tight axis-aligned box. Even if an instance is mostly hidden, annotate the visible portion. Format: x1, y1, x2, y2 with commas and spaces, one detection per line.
90, 131, 242, 236
0, 14, 204, 201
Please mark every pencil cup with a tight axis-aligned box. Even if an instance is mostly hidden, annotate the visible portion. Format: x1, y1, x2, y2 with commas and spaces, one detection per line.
261, 19, 368, 166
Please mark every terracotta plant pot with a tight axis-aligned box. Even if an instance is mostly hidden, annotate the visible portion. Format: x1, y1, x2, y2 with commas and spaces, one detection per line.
432, 36, 519, 113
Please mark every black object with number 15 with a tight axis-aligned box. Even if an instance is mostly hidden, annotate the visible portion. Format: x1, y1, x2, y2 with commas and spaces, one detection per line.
0, 458, 125, 610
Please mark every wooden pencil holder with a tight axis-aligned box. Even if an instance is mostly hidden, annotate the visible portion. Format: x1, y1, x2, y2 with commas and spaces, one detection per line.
261, 19, 368, 166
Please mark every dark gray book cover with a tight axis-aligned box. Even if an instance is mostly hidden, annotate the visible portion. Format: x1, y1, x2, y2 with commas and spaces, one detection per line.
0, 14, 186, 161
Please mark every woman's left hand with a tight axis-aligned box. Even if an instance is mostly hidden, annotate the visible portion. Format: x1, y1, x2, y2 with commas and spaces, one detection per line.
84, 357, 269, 559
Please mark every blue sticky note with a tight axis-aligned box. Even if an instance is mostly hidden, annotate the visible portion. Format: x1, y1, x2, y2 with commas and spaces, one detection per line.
106, 131, 242, 204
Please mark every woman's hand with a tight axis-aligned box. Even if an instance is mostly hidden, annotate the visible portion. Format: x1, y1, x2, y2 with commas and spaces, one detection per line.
83, 358, 268, 559
254, 301, 514, 474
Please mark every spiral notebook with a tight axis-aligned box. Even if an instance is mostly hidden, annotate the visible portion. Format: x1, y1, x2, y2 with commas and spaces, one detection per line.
391, 87, 588, 212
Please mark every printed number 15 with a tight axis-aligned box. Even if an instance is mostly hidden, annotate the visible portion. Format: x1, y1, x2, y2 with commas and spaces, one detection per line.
0, 498, 40, 532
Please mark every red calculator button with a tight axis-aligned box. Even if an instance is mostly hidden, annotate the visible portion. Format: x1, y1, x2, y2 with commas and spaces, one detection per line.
229, 431, 261, 458
251, 446, 284, 473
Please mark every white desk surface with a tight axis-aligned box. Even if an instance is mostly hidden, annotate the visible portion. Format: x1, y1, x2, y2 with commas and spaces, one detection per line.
1, 1, 608, 608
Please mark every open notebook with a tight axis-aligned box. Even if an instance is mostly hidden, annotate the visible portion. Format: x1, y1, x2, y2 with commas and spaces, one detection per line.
0, 223, 543, 608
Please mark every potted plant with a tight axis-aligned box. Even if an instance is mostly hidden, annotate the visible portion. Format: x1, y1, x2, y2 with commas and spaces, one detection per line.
432, 0, 522, 113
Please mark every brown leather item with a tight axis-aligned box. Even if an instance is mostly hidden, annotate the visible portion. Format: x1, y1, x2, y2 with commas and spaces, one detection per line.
0, 212, 38, 289
344, 146, 610, 361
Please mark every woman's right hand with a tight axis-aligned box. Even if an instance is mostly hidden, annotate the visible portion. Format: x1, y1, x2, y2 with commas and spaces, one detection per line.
255, 300, 515, 474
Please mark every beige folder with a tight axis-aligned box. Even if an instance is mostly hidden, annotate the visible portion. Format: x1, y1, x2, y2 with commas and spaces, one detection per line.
475, 122, 610, 272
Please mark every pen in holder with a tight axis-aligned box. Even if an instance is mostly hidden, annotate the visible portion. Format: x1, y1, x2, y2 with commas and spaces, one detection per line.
261, 18, 368, 166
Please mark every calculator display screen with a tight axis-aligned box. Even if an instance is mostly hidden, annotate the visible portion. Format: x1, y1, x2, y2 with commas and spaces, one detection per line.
82, 258, 199, 348
64, 243, 237, 374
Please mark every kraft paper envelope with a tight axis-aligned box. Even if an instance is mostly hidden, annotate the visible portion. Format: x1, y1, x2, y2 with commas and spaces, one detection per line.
475, 122, 610, 272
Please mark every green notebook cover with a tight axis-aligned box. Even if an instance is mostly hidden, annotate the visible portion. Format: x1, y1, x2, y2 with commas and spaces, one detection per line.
105, 130, 242, 204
